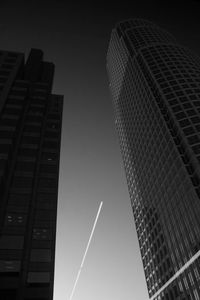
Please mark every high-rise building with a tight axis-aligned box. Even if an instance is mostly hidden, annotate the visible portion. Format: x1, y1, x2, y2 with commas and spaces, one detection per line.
0, 49, 63, 300
107, 19, 200, 299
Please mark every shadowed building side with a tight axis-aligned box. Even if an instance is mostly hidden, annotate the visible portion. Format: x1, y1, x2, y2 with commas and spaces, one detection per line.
107, 19, 200, 300
0, 49, 63, 300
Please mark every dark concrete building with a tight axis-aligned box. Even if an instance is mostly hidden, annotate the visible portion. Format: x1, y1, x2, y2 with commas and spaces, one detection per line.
107, 19, 200, 299
0, 49, 63, 300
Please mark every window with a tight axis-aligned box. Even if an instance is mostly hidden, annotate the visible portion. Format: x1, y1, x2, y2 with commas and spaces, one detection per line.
183, 127, 195, 136
187, 109, 196, 117
0, 138, 13, 145
0, 260, 21, 272
44, 131, 58, 139
20, 144, 39, 150
21, 136, 40, 144
11, 87, 27, 96
8, 52, 18, 58
8, 193, 31, 207
166, 93, 174, 100
35, 211, 55, 221
12, 177, 33, 188
191, 116, 200, 124
3, 106, 22, 116
38, 178, 57, 188
42, 152, 57, 162
23, 132, 40, 138
1, 118, 18, 127
175, 111, 186, 120
187, 135, 200, 145
30, 249, 51, 262
168, 99, 178, 106
27, 272, 50, 283
24, 124, 41, 133
43, 140, 58, 149
47, 113, 60, 120
25, 115, 42, 123
36, 193, 56, 202
25, 121, 41, 127
0, 70, 10, 76
32, 228, 52, 240
179, 96, 188, 103
0, 236, 24, 249
7, 205, 28, 213
0, 125, 16, 132
28, 110, 43, 117
193, 101, 200, 107
36, 201, 56, 210
19, 147, 38, 157
2, 63, 13, 70
34, 220, 54, 228
2, 114, 19, 120
15, 161, 35, 172
47, 122, 59, 130
39, 163, 57, 173
179, 119, 190, 127
0, 129, 14, 139
5, 213, 27, 226
183, 103, 192, 109
36, 193, 56, 209
192, 144, 200, 154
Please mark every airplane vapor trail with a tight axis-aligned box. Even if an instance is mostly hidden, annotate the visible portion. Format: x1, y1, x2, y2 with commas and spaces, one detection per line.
69, 201, 103, 300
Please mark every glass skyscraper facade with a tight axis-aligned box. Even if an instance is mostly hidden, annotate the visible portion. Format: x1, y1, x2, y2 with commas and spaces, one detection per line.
0, 49, 63, 300
107, 19, 200, 299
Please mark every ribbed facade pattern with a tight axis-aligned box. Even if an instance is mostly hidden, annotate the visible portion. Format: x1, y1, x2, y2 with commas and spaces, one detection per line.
107, 19, 200, 300
0, 49, 63, 300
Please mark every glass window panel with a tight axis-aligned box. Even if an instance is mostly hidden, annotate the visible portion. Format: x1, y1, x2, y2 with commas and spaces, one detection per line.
27, 272, 50, 283
41, 152, 57, 161
5, 213, 27, 226
35, 210, 55, 221
0, 236, 24, 249
32, 228, 53, 240
36, 201, 56, 210
30, 249, 51, 262
39, 164, 57, 173
11, 177, 33, 188
38, 178, 57, 188
8, 193, 31, 206
0, 260, 21, 272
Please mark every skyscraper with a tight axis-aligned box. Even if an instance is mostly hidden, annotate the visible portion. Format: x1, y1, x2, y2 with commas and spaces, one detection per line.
107, 19, 200, 299
0, 49, 63, 300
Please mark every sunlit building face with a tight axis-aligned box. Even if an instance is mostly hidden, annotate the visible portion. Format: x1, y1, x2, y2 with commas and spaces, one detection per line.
107, 19, 200, 299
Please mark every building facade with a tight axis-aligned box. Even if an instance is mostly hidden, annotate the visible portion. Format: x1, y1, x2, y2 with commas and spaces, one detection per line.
107, 19, 200, 300
0, 49, 63, 300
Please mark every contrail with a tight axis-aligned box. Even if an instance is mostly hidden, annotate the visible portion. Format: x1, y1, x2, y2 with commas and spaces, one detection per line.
69, 201, 103, 300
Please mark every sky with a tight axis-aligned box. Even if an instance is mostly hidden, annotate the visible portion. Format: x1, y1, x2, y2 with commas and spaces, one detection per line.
0, 1, 200, 300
